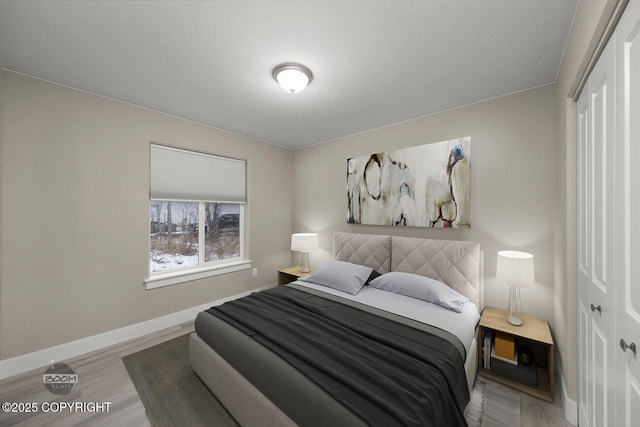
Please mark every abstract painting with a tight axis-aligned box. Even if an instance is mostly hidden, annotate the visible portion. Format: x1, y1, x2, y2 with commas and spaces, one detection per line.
347, 137, 471, 228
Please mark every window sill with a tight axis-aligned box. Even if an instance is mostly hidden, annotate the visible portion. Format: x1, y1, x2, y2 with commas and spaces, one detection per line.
144, 260, 253, 290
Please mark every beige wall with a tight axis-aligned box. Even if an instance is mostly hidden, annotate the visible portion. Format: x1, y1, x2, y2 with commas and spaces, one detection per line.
293, 84, 558, 324
0, 70, 293, 359
554, 0, 621, 404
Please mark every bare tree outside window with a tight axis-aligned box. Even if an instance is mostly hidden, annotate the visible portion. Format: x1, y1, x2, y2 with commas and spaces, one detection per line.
205, 203, 240, 262
150, 201, 240, 273
150, 201, 199, 272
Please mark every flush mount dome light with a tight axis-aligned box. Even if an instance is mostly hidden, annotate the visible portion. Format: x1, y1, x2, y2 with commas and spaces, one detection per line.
272, 63, 313, 94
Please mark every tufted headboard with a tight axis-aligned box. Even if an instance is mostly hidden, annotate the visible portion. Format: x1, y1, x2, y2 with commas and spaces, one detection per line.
333, 232, 392, 274
333, 232, 483, 308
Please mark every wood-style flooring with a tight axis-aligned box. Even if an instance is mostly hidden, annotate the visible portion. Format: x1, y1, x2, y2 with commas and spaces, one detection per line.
0, 322, 573, 427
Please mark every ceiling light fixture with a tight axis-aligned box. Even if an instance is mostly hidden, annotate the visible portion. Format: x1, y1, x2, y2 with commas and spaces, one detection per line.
272, 63, 313, 94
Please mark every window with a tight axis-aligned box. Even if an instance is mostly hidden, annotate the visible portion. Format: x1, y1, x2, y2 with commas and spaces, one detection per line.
149, 201, 242, 272
150, 201, 200, 272
145, 144, 249, 289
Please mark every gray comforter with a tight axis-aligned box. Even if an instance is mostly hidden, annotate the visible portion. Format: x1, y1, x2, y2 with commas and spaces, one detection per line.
204, 285, 469, 427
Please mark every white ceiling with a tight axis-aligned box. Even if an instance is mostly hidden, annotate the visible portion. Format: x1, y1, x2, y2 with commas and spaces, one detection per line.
0, 1, 578, 149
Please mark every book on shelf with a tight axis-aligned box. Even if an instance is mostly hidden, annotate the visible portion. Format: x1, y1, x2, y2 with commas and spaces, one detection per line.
483, 329, 494, 369
482, 329, 518, 368
491, 345, 518, 365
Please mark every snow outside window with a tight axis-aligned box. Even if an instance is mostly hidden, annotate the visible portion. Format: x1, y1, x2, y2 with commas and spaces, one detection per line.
149, 201, 242, 273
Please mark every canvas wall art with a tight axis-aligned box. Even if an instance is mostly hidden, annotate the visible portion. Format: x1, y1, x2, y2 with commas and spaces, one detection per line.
347, 137, 471, 228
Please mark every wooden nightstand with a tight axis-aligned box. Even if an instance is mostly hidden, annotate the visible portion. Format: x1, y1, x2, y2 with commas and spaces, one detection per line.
478, 306, 555, 402
277, 266, 314, 286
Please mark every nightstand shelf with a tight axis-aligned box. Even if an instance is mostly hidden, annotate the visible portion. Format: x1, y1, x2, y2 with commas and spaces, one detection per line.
478, 307, 555, 402
277, 266, 314, 285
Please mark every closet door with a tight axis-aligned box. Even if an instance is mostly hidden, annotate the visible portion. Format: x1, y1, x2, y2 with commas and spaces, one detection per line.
577, 83, 591, 427
590, 39, 616, 427
578, 36, 616, 427
615, 0, 640, 424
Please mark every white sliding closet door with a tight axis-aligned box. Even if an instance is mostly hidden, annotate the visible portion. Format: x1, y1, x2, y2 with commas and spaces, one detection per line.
615, 0, 640, 424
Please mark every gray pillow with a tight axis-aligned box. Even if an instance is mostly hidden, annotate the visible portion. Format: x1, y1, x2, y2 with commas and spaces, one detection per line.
369, 272, 469, 312
299, 260, 373, 295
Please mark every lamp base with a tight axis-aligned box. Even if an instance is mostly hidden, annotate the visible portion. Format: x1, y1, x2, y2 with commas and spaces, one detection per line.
300, 252, 311, 273
507, 286, 523, 326
507, 315, 523, 326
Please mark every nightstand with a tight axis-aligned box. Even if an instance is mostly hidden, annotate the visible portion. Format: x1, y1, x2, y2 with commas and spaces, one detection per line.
277, 266, 314, 286
478, 306, 555, 402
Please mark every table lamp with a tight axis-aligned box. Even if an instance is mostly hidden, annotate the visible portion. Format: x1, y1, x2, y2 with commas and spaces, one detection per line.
291, 233, 318, 273
496, 250, 534, 326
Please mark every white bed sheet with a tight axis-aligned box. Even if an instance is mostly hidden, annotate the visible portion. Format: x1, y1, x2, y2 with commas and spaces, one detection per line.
292, 280, 480, 355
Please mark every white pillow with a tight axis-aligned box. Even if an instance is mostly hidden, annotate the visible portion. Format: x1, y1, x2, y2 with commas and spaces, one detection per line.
369, 272, 469, 312
299, 260, 373, 295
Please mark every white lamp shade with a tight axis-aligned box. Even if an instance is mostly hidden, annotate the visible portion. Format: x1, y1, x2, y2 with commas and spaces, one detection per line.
496, 250, 534, 288
291, 233, 318, 252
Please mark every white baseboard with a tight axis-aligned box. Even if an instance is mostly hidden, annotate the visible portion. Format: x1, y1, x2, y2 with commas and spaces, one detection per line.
560, 373, 578, 426
0, 284, 276, 380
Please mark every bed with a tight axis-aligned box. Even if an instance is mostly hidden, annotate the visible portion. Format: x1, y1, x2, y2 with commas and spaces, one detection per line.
190, 232, 483, 426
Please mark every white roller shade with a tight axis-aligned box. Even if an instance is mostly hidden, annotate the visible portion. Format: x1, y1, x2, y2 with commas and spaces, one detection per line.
150, 144, 246, 203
